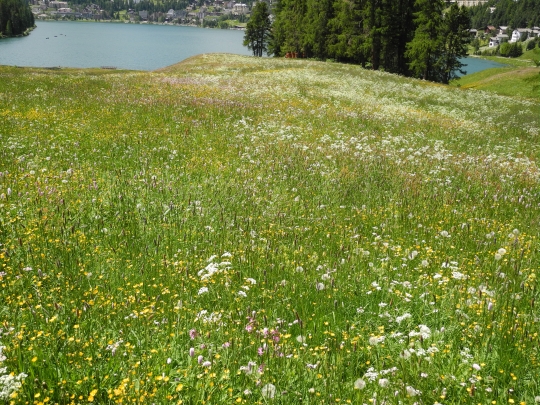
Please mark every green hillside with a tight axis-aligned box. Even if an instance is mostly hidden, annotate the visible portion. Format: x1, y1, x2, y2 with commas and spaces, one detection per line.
1, 54, 539, 404
452, 66, 540, 98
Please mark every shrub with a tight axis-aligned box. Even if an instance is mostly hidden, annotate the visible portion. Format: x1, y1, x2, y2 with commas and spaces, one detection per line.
508, 42, 523, 57
499, 42, 510, 57
499, 42, 523, 58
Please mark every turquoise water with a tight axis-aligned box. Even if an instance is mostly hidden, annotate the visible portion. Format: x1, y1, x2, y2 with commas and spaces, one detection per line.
457, 57, 506, 76
0, 20, 252, 70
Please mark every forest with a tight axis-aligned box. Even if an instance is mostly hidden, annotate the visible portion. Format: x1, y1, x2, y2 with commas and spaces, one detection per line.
469, 0, 540, 29
0, 0, 35, 36
269, 0, 472, 83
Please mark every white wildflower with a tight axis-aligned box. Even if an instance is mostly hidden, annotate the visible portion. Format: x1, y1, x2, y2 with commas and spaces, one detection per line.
261, 383, 276, 398
369, 336, 385, 346
354, 378, 366, 390
198, 287, 209, 295
396, 313, 412, 324
406, 385, 421, 396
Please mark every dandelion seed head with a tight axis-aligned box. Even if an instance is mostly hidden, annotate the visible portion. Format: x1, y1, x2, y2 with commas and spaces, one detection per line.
354, 378, 366, 390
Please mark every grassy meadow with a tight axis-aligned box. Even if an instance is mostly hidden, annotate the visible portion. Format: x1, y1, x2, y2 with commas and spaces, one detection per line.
1, 54, 540, 405
451, 66, 540, 99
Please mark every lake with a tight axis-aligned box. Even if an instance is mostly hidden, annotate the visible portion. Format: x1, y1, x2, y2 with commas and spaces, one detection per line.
0, 20, 252, 70
458, 56, 506, 76
0, 21, 506, 73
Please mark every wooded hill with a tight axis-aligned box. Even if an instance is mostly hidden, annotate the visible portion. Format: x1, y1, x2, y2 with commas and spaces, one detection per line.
469, 0, 540, 29
0, 0, 34, 36
269, 0, 471, 84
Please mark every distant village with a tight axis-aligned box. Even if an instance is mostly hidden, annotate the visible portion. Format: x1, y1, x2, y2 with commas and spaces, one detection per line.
479, 25, 540, 48
29, 0, 273, 28
28, 0, 540, 44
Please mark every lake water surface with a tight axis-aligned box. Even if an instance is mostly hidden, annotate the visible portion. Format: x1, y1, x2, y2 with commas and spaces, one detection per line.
0, 20, 251, 70
0, 21, 506, 74
458, 57, 506, 76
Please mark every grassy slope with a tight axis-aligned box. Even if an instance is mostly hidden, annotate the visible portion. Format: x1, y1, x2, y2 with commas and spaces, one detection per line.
1, 55, 540, 404
452, 66, 540, 98
453, 47, 540, 98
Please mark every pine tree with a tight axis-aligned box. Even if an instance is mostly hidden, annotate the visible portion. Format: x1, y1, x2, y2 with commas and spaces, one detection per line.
405, 0, 444, 81
243, 1, 272, 57
327, 0, 368, 65
302, 0, 333, 59
0, 0, 34, 36
438, 4, 471, 84
270, 0, 307, 56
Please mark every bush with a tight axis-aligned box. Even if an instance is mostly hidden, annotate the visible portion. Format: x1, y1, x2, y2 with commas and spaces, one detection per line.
509, 42, 523, 57
499, 42, 523, 58
527, 40, 536, 51
499, 42, 510, 57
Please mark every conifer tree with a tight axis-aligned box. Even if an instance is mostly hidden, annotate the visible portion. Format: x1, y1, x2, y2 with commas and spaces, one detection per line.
327, 0, 368, 65
243, 1, 272, 57
438, 4, 471, 84
405, 0, 444, 81
0, 0, 34, 36
270, 0, 307, 56
302, 0, 333, 59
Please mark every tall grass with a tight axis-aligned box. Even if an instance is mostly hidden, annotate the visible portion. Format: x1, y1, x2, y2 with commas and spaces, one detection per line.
1, 54, 539, 404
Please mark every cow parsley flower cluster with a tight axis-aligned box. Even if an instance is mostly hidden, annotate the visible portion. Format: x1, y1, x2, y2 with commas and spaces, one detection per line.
0, 345, 27, 401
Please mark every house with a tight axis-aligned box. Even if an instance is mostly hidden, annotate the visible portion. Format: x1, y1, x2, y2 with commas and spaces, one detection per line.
489, 37, 499, 47
453, 0, 488, 6
49, 1, 68, 8
232, 3, 248, 14
496, 33, 509, 43
509, 29, 521, 43
484, 25, 496, 34
139, 10, 148, 20
166, 9, 176, 19
469, 28, 477, 37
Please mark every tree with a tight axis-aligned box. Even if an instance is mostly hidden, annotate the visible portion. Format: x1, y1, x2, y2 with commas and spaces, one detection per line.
243, 1, 272, 57
302, 0, 333, 59
0, 0, 35, 36
270, 0, 307, 56
438, 4, 471, 84
405, 0, 445, 81
327, 0, 368, 66
406, 0, 470, 83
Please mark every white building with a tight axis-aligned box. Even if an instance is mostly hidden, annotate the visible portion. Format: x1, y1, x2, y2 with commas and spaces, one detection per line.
453, 0, 488, 6
49, 1, 68, 8
233, 3, 248, 14
509, 29, 521, 43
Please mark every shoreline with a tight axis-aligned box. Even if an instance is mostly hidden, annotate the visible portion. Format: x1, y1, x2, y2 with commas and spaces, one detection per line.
34, 18, 245, 30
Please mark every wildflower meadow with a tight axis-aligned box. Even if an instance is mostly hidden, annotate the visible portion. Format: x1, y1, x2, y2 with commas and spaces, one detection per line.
0, 54, 539, 405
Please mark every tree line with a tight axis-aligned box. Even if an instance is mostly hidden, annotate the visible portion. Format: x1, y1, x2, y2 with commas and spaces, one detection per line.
258, 0, 471, 83
0, 0, 35, 36
469, 0, 540, 29
246, 0, 472, 83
